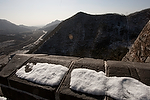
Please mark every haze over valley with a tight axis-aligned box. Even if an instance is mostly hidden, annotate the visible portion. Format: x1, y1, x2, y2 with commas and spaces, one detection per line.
0, 19, 61, 60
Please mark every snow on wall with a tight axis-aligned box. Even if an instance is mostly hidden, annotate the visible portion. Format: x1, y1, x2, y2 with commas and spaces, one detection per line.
70, 68, 150, 100
16, 63, 69, 86
0, 97, 7, 100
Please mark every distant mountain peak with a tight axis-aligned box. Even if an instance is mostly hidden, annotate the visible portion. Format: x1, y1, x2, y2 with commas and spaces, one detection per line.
74, 12, 90, 17
76, 12, 88, 15
41, 20, 61, 31
0, 19, 31, 33
48, 20, 61, 25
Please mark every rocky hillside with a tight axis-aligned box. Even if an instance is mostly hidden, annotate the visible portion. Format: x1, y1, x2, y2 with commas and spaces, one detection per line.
127, 8, 150, 40
122, 20, 150, 62
34, 8, 150, 60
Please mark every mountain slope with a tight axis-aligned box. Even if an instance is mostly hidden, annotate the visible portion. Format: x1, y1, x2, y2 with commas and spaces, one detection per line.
19, 25, 39, 31
127, 8, 150, 39
40, 20, 61, 31
0, 19, 30, 34
0, 19, 45, 56
122, 20, 150, 62
34, 8, 150, 60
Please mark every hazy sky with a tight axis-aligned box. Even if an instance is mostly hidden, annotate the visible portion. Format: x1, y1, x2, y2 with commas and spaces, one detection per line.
0, 0, 150, 26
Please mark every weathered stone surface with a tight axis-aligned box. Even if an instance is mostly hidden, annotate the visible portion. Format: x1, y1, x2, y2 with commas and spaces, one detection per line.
8, 55, 79, 100
17, 54, 48, 57
8, 75, 56, 100
1, 86, 46, 100
29, 55, 79, 67
0, 54, 47, 86
58, 58, 105, 100
0, 54, 47, 78
122, 20, 150, 62
0, 55, 9, 68
0, 55, 30, 85
106, 61, 150, 100
107, 60, 133, 77
131, 62, 150, 86
145, 57, 150, 63
107, 60, 150, 85
0, 54, 29, 77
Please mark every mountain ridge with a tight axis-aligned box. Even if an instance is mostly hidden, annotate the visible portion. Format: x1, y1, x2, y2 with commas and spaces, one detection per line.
0, 19, 31, 34
40, 20, 61, 31
34, 8, 150, 60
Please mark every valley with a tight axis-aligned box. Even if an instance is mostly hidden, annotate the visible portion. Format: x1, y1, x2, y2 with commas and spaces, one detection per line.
0, 30, 44, 59
0, 20, 60, 61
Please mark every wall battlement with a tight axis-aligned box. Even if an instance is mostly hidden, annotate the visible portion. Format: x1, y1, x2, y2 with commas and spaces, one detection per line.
0, 54, 150, 100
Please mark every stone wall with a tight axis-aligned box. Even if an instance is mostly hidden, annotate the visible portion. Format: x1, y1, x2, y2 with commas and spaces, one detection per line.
0, 54, 150, 100
122, 20, 150, 62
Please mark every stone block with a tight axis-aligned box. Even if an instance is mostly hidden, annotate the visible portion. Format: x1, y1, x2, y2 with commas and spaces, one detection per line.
106, 61, 138, 100
29, 55, 79, 67
8, 55, 79, 100
106, 61, 150, 100
0, 55, 30, 85
1, 85, 46, 100
0, 55, 9, 66
8, 75, 56, 100
106, 61, 141, 80
106, 60, 132, 77
1, 54, 150, 100
58, 58, 105, 100
131, 62, 150, 86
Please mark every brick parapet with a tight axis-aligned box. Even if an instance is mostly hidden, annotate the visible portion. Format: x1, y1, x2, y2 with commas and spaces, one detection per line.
0, 54, 150, 100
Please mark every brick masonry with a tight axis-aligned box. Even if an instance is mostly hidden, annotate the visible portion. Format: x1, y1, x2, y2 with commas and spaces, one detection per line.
0, 54, 150, 100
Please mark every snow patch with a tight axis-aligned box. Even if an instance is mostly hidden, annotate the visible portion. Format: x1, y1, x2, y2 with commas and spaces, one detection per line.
16, 63, 68, 86
0, 97, 7, 100
70, 68, 150, 100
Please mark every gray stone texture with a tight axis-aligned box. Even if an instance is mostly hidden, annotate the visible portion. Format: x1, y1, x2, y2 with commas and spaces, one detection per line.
0, 54, 30, 85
